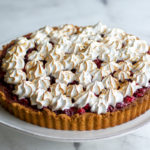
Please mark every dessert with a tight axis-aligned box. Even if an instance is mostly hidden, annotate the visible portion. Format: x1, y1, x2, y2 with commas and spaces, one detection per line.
0, 22, 150, 130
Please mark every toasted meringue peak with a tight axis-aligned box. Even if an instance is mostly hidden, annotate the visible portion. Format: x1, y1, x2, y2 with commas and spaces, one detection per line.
114, 70, 130, 82
120, 81, 141, 97
87, 81, 104, 95
30, 89, 52, 109
28, 51, 44, 61
102, 75, 119, 89
26, 61, 46, 81
50, 94, 72, 111
91, 69, 103, 82
51, 82, 67, 97
2, 54, 25, 71
90, 99, 107, 114
62, 54, 81, 70
33, 76, 50, 90
101, 61, 119, 75
13, 81, 36, 99
56, 71, 75, 84
77, 71, 92, 86
74, 91, 98, 108
133, 72, 150, 87
77, 60, 97, 72
45, 60, 64, 75
133, 61, 150, 73
118, 61, 132, 71
4, 69, 26, 84
66, 84, 83, 97
101, 89, 123, 107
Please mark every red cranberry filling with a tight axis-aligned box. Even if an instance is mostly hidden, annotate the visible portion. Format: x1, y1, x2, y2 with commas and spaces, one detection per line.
71, 68, 76, 73
116, 102, 124, 109
77, 108, 85, 114
93, 59, 103, 68
107, 105, 115, 112
68, 80, 79, 85
50, 75, 56, 85
133, 88, 147, 97
19, 98, 30, 106
124, 96, 135, 103
24, 48, 36, 62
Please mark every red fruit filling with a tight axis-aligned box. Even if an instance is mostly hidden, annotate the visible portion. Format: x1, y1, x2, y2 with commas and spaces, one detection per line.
19, 98, 30, 106
124, 96, 135, 103
107, 105, 115, 112
93, 59, 103, 68
50, 75, 56, 85
24, 48, 36, 62
116, 102, 124, 109
68, 80, 79, 85
83, 104, 90, 111
133, 88, 147, 98
71, 68, 76, 73
77, 108, 85, 114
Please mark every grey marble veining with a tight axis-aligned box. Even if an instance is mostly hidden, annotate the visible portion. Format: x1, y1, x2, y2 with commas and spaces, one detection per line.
1, 0, 150, 150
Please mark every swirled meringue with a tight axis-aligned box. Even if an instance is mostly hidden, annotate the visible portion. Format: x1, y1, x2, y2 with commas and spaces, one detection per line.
133, 72, 150, 87
16, 37, 35, 49
33, 76, 50, 90
62, 54, 81, 70
101, 61, 119, 75
90, 99, 107, 114
13, 81, 36, 99
50, 94, 72, 111
91, 69, 103, 82
37, 41, 53, 58
118, 61, 132, 71
87, 81, 104, 95
74, 91, 98, 108
131, 40, 149, 53
66, 84, 83, 97
98, 48, 119, 62
102, 75, 119, 89
77, 60, 97, 72
120, 81, 141, 97
6, 45, 27, 57
101, 89, 123, 107
28, 51, 44, 61
31, 30, 49, 44
110, 28, 126, 40
2, 54, 25, 71
104, 36, 123, 50
133, 61, 150, 73
30, 89, 52, 109
26, 61, 46, 80
114, 70, 130, 82
56, 71, 75, 84
77, 71, 92, 86
4, 69, 26, 84
45, 60, 64, 75
51, 82, 67, 97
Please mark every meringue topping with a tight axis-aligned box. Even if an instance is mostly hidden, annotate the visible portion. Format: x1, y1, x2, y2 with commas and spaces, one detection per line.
2, 22, 150, 114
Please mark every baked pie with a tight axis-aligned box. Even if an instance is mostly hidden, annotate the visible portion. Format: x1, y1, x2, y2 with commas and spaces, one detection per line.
0, 22, 150, 130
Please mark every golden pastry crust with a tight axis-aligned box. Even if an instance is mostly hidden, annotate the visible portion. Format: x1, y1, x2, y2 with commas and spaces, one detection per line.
0, 35, 150, 130
0, 84, 150, 130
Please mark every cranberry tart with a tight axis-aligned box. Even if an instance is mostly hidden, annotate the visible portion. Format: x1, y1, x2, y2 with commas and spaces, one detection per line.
0, 22, 150, 130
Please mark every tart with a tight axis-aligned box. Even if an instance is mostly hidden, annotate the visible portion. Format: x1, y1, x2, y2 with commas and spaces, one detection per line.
0, 22, 150, 130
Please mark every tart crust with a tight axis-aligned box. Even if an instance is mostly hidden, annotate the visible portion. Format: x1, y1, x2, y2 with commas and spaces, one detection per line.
0, 38, 150, 130
0, 82, 150, 130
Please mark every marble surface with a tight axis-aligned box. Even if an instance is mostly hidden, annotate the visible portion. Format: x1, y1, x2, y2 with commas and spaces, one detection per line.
1, 0, 150, 149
